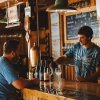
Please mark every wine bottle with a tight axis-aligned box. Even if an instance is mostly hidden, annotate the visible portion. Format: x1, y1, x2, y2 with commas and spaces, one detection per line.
39, 60, 44, 81
44, 60, 49, 82
34, 63, 40, 78
28, 67, 34, 80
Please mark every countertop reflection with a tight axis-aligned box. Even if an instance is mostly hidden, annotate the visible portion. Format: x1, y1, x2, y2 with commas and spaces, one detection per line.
23, 79, 100, 100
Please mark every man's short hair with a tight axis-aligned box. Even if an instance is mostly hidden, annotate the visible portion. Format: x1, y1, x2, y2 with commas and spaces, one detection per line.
78, 26, 93, 38
3, 39, 20, 54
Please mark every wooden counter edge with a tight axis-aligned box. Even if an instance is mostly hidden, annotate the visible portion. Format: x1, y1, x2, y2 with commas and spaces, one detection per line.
22, 88, 75, 100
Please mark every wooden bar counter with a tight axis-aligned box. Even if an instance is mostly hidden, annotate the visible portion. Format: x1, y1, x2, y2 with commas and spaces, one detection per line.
22, 79, 100, 100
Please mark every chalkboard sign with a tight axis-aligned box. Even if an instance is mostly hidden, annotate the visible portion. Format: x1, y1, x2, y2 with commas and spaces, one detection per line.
66, 11, 99, 40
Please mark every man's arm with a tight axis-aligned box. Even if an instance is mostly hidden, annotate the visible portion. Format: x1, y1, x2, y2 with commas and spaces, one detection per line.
50, 55, 74, 71
12, 78, 40, 90
76, 67, 100, 82
55, 55, 74, 65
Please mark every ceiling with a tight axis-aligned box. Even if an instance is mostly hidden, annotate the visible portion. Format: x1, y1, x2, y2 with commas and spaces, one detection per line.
0, 0, 55, 34
0, 0, 79, 34
0, 0, 80, 9
0, 0, 55, 10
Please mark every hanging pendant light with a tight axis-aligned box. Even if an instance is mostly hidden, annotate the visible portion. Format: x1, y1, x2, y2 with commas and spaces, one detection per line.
46, 0, 77, 13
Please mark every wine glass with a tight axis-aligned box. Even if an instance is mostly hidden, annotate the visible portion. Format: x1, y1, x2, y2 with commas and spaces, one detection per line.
55, 65, 62, 90
48, 66, 53, 88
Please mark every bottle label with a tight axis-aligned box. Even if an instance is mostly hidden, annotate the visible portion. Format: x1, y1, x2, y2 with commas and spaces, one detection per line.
39, 73, 44, 81
29, 72, 33, 80
44, 73, 49, 81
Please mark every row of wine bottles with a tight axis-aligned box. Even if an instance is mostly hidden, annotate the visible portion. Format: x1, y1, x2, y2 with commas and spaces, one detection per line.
34, 59, 54, 82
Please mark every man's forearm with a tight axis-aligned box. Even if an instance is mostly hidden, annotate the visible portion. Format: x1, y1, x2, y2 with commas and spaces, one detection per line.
55, 56, 67, 64
55, 56, 74, 65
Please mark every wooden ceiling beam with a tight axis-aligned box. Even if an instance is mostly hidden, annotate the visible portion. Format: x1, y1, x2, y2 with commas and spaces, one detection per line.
0, 0, 27, 9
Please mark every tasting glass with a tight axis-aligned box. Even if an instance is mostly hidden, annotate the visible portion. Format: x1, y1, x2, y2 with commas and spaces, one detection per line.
55, 65, 62, 90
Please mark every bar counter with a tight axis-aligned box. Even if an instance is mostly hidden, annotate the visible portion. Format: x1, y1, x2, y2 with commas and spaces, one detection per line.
22, 79, 100, 100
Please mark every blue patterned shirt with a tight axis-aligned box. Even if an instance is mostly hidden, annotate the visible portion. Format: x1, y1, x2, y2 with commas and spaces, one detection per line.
65, 42, 100, 77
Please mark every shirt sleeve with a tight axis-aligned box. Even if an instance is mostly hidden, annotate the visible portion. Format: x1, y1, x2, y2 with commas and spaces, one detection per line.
65, 44, 76, 58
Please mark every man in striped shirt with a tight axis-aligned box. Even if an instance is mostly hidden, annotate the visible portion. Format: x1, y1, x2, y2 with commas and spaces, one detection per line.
54, 26, 100, 82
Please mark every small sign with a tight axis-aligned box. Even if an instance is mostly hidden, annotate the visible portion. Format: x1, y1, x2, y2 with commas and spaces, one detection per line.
25, 6, 31, 17
0, 0, 7, 3
7, 5, 19, 23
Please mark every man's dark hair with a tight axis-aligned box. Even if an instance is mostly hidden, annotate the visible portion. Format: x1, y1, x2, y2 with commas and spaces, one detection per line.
3, 39, 20, 54
78, 26, 93, 39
